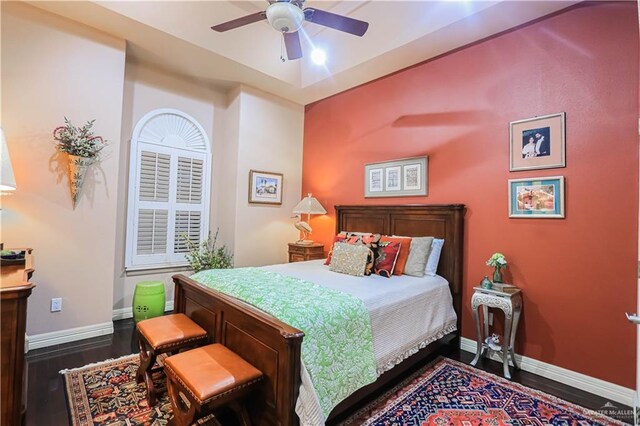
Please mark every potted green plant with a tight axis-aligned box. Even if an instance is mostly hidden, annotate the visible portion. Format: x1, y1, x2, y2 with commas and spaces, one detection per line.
183, 229, 233, 272
53, 118, 107, 208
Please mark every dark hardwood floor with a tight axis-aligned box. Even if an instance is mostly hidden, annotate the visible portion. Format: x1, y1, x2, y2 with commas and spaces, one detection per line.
25, 320, 633, 425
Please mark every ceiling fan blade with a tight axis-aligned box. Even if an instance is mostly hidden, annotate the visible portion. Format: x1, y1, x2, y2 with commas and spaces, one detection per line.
303, 8, 369, 36
211, 11, 266, 32
284, 31, 303, 60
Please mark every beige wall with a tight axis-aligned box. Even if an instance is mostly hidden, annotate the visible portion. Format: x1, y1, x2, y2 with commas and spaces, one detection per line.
226, 86, 304, 267
113, 61, 227, 312
1, 2, 126, 336
1, 3, 305, 342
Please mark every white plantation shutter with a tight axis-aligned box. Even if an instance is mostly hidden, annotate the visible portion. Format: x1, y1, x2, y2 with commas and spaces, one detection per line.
139, 151, 170, 202
174, 211, 201, 253
126, 109, 211, 270
176, 157, 203, 204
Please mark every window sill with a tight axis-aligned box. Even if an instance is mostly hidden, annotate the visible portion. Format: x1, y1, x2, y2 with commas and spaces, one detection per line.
124, 263, 193, 276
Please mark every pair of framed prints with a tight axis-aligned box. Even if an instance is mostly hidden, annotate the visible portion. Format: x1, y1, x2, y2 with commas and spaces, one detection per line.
509, 112, 566, 219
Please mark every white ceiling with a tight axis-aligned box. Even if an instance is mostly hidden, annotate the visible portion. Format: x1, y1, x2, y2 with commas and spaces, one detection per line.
28, 0, 578, 105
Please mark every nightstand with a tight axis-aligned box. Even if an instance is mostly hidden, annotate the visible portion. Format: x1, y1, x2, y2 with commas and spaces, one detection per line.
288, 242, 324, 263
470, 284, 522, 379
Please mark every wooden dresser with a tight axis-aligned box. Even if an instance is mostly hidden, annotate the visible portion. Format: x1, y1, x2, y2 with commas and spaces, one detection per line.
1, 249, 34, 426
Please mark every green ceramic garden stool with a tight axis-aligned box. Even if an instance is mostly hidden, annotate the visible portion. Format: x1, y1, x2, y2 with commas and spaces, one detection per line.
133, 281, 165, 323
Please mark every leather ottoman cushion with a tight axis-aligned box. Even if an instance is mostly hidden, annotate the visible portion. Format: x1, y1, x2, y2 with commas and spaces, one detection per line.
164, 343, 263, 403
137, 313, 207, 350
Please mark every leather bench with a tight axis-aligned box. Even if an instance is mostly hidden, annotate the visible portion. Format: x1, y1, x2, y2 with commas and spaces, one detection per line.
164, 343, 264, 426
136, 313, 208, 405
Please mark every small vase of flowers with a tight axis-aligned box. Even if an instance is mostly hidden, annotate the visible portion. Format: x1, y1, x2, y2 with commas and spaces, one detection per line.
53, 118, 107, 208
486, 252, 507, 283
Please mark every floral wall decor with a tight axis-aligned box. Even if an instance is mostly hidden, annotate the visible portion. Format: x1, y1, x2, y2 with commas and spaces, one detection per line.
53, 118, 107, 208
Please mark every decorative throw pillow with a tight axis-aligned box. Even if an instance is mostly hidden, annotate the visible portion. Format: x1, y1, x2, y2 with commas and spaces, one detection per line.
324, 233, 347, 265
329, 242, 370, 277
380, 236, 412, 275
344, 232, 381, 276
425, 238, 445, 276
403, 236, 434, 277
374, 241, 401, 278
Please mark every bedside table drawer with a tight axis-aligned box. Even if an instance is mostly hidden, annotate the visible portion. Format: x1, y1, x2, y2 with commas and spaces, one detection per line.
288, 245, 305, 254
288, 243, 325, 263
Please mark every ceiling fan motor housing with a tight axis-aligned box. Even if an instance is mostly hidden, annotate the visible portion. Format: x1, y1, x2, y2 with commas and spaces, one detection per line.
266, 1, 304, 33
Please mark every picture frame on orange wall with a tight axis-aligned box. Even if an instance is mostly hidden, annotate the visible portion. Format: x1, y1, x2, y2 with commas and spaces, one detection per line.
509, 112, 566, 172
364, 156, 428, 198
508, 176, 565, 218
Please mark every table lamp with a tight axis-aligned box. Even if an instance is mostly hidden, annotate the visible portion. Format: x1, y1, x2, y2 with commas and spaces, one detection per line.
292, 193, 326, 245
1, 128, 17, 193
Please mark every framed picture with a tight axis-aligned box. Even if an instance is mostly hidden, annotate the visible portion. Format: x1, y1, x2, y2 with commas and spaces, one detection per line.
510, 112, 565, 171
508, 176, 565, 218
403, 163, 421, 190
248, 170, 283, 205
368, 168, 383, 193
365, 156, 427, 198
385, 166, 401, 191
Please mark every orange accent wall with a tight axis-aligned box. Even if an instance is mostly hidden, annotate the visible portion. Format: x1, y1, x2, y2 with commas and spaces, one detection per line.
302, 2, 639, 388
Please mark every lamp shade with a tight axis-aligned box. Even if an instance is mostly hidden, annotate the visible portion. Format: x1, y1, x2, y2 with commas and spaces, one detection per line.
292, 193, 326, 215
0, 128, 17, 191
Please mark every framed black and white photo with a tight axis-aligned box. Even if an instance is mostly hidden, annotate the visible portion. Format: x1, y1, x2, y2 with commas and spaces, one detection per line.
510, 112, 566, 171
385, 166, 401, 191
368, 168, 383, 193
248, 170, 283, 205
364, 156, 428, 198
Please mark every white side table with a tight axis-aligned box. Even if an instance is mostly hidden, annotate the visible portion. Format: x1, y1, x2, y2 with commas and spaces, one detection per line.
470, 284, 523, 379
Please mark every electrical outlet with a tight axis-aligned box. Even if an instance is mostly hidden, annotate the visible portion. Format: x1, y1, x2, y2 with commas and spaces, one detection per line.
51, 298, 62, 312
488, 312, 494, 326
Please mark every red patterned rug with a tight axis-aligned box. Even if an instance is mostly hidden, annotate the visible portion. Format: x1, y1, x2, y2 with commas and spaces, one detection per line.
61, 354, 218, 426
62, 354, 626, 425
341, 357, 627, 425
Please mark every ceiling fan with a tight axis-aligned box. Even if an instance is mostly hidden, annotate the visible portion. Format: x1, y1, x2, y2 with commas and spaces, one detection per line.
211, 0, 369, 60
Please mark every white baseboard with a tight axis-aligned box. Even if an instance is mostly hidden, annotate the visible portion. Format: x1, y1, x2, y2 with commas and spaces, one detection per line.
112, 300, 174, 321
460, 337, 635, 407
27, 321, 114, 351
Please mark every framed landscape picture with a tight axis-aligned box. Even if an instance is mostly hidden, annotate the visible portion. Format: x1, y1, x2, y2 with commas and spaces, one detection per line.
365, 156, 428, 198
510, 112, 566, 171
508, 176, 565, 218
248, 170, 283, 205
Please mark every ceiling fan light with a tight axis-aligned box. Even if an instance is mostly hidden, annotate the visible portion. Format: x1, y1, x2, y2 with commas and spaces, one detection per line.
266, 2, 304, 33
311, 48, 326, 65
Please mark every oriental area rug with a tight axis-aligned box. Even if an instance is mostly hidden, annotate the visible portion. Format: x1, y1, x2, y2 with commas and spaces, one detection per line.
60, 354, 216, 426
340, 358, 626, 426
61, 354, 625, 425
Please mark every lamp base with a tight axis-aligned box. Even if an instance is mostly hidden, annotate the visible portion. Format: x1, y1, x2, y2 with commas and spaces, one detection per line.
296, 239, 315, 245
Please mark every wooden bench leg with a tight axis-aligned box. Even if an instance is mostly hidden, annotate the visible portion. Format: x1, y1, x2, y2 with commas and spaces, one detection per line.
136, 337, 150, 384
137, 337, 158, 406
167, 374, 197, 426
230, 400, 252, 426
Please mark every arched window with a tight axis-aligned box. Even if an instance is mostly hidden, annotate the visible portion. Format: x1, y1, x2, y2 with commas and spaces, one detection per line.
125, 109, 211, 270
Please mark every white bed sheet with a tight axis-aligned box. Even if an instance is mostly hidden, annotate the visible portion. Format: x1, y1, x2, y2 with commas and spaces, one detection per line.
261, 259, 457, 425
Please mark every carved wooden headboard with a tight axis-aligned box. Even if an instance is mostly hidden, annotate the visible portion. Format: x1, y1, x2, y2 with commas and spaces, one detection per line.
335, 204, 465, 328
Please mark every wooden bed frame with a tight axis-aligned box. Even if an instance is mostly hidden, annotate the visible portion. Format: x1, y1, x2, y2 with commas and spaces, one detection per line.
172, 204, 465, 425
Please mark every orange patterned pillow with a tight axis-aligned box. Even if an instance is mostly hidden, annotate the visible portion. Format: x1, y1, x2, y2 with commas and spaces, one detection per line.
380, 236, 412, 275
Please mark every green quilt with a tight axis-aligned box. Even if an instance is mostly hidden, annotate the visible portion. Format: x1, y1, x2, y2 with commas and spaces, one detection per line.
191, 268, 377, 418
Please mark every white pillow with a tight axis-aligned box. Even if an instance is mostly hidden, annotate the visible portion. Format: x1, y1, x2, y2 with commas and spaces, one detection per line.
424, 239, 444, 276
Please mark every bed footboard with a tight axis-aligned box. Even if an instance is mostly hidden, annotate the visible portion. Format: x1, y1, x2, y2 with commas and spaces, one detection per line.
172, 274, 304, 426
